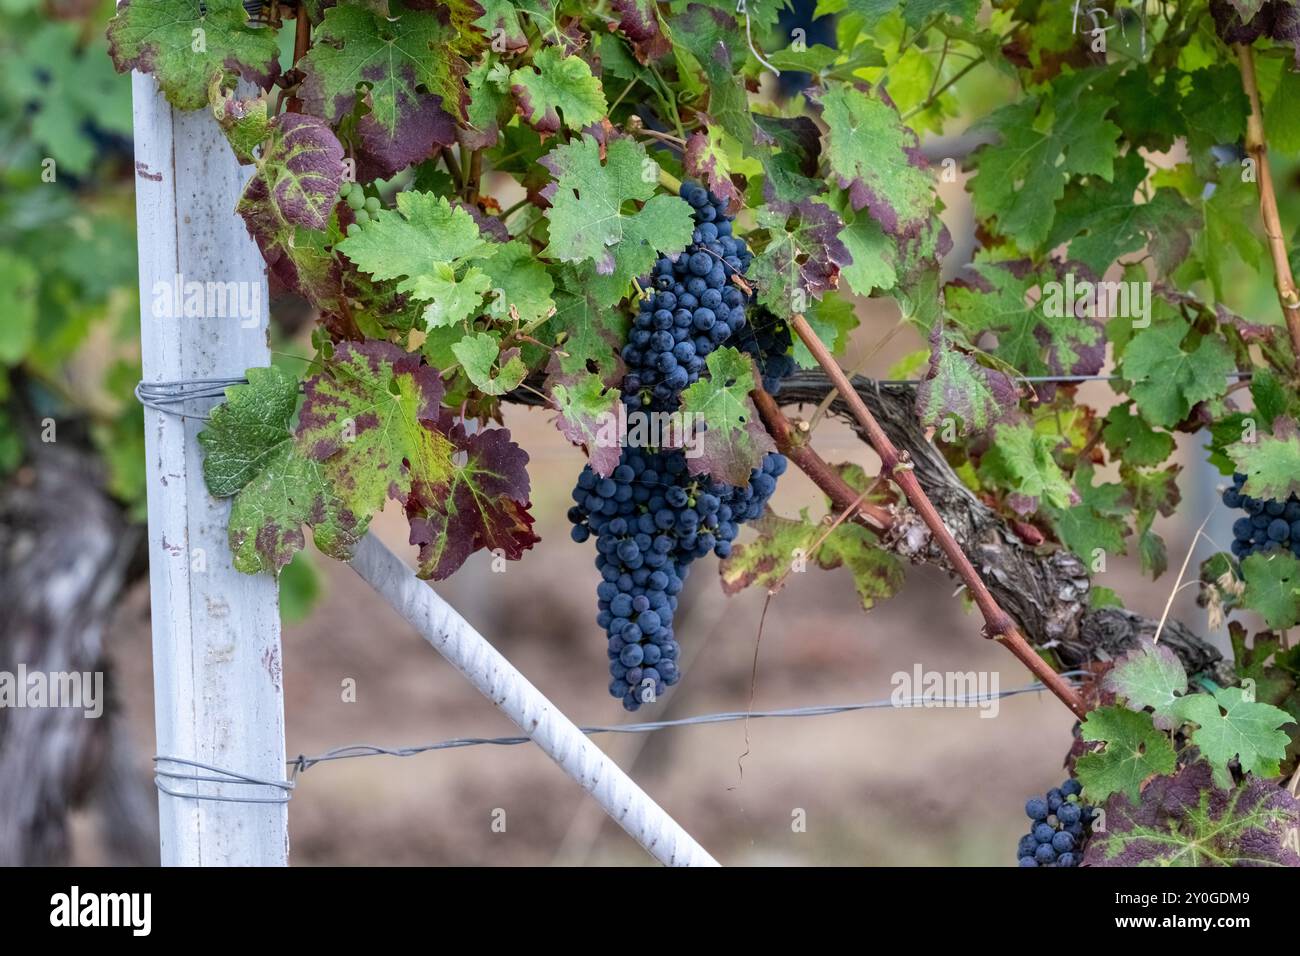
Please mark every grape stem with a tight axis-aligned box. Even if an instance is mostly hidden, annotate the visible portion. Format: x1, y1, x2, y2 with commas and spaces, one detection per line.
785, 313, 1090, 720
1237, 43, 1300, 374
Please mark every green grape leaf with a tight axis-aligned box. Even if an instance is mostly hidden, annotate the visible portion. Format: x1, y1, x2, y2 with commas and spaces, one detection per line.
198, 366, 364, 574
793, 293, 858, 369
1048, 151, 1199, 275
478, 240, 555, 326
546, 263, 628, 384
406, 417, 538, 581
336, 191, 493, 329
1119, 318, 1235, 429
670, 3, 756, 149
1048, 462, 1129, 561
549, 370, 622, 477
1102, 405, 1175, 468
816, 81, 934, 238
720, 509, 903, 611
463, 57, 513, 150
298, 0, 469, 178
978, 421, 1075, 513
1075, 706, 1179, 804
510, 47, 607, 137
1172, 686, 1296, 788
541, 135, 694, 297
107, 0, 280, 110
297, 342, 454, 522
969, 70, 1121, 249
1229, 418, 1300, 501
679, 347, 776, 486
1104, 641, 1189, 730
451, 332, 527, 396
837, 211, 898, 299
1242, 550, 1300, 630
1084, 762, 1300, 867
210, 83, 271, 164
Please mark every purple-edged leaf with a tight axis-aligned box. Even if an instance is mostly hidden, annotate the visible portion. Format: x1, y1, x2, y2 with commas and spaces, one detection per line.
679, 347, 776, 486
107, 0, 280, 111
1105, 641, 1189, 730
684, 122, 743, 214
475, 0, 529, 53
1075, 706, 1179, 804
1084, 761, 1300, 867
610, 0, 671, 61
750, 196, 852, 320
669, 3, 755, 148
815, 81, 934, 238
198, 366, 364, 574
914, 321, 1020, 435
406, 417, 539, 580
510, 47, 607, 138
297, 342, 453, 522
549, 369, 623, 477
249, 113, 345, 231
298, 0, 468, 179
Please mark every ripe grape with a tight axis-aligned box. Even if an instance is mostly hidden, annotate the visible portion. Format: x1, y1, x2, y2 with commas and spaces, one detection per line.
1015, 778, 1095, 867
736, 306, 797, 394
1222, 472, 1300, 560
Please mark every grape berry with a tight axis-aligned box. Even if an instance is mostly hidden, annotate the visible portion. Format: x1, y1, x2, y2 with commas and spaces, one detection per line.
1017, 778, 1095, 867
1223, 472, 1300, 561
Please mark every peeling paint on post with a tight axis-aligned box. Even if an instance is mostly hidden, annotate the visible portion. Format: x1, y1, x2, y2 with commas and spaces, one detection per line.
131, 72, 289, 866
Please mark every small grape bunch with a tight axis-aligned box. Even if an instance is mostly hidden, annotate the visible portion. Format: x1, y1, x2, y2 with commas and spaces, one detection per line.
1016, 778, 1095, 867
341, 181, 382, 237
1223, 472, 1300, 561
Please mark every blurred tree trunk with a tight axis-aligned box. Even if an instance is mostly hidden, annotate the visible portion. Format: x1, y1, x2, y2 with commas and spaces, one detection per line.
0, 403, 156, 865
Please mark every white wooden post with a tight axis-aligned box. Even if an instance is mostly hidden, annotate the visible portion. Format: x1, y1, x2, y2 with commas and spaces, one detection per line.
131, 75, 289, 865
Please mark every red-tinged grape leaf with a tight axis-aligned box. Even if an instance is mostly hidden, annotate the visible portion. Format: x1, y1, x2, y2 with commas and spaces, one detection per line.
298, 1, 468, 179
297, 342, 454, 522
540, 135, 694, 294
946, 260, 1105, 380
1084, 761, 1300, 867
335, 191, 494, 328
814, 81, 934, 239
406, 417, 539, 580
1104, 641, 1189, 730
668, 3, 756, 150
750, 197, 852, 320
969, 70, 1121, 250
752, 114, 823, 206
684, 123, 743, 214
198, 366, 364, 574
1119, 317, 1235, 429
548, 370, 622, 477
914, 321, 1019, 435
720, 509, 903, 610
978, 420, 1076, 514
476, 0, 529, 52
1172, 686, 1296, 788
450, 331, 527, 396
610, 0, 670, 61
1075, 706, 1178, 804
1230, 418, 1300, 502
239, 113, 345, 232
1047, 152, 1199, 276
680, 347, 776, 486
510, 47, 607, 137
1242, 550, 1300, 631
107, 0, 280, 111
209, 82, 270, 164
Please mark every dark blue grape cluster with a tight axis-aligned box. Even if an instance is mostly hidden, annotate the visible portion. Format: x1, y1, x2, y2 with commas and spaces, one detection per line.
621, 182, 754, 410
1017, 778, 1095, 867
569, 448, 787, 710
736, 307, 796, 394
1225, 472, 1300, 560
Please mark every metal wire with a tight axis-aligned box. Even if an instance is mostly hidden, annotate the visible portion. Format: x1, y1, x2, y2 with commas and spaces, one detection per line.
153, 755, 295, 804
135, 377, 248, 421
